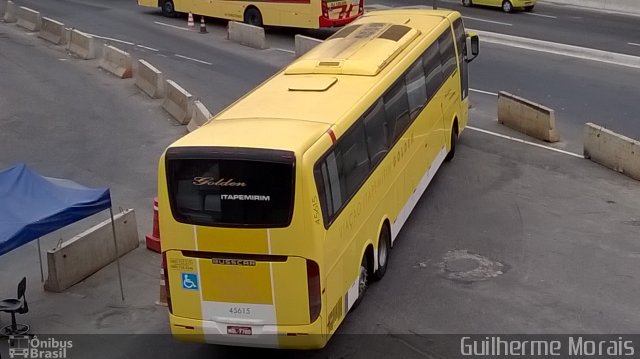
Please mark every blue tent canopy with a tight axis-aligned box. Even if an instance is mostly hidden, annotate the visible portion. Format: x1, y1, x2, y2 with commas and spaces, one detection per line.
0, 163, 112, 256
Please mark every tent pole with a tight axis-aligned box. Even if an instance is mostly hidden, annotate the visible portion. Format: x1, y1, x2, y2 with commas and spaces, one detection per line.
109, 206, 125, 301
37, 238, 44, 282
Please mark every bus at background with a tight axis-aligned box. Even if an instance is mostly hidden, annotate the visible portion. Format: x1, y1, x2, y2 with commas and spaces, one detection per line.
157, 8, 479, 349
137, 0, 363, 29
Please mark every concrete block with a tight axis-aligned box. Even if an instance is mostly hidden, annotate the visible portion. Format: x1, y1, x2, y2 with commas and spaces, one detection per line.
295, 34, 322, 58
67, 29, 96, 60
583, 123, 640, 181
3, 0, 17, 23
99, 44, 133, 79
187, 100, 212, 132
135, 59, 164, 98
497, 91, 560, 143
16, 6, 40, 31
227, 21, 268, 50
162, 80, 193, 125
44, 209, 140, 293
38, 17, 66, 45
0, 0, 7, 18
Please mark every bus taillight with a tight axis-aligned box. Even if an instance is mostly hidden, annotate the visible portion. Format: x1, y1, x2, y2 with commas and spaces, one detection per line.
162, 251, 173, 313
306, 259, 321, 323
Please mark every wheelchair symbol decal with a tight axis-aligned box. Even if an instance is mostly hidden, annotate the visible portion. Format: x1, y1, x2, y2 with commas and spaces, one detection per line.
181, 273, 199, 290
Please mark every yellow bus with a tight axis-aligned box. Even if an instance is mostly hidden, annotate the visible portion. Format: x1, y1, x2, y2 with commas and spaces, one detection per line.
137, 0, 363, 28
157, 9, 479, 349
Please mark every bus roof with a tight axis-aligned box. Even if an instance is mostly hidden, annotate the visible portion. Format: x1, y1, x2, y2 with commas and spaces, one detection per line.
171, 9, 461, 154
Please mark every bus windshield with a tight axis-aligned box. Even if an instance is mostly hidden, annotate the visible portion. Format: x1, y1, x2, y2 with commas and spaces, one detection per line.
166, 147, 295, 228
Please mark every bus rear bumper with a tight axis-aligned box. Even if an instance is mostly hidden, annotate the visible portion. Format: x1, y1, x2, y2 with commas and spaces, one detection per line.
169, 313, 327, 349
319, 15, 361, 28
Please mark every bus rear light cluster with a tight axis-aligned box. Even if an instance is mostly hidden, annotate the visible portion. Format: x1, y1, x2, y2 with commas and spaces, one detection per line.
162, 251, 173, 313
306, 259, 321, 323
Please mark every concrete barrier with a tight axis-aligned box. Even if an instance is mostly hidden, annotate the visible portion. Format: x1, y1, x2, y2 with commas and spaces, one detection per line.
67, 29, 96, 60
583, 123, 640, 181
162, 80, 193, 125
38, 17, 66, 45
135, 59, 164, 98
99, 44, 133, 79
295, 34, 322, 58
0, 0, 7, 18
497, 91, 560, 143
44, 209, 139, 293
16, 6, 40, 31
3, 0, 17, 23
227, 21, 268, 50
187, 100, 212, 132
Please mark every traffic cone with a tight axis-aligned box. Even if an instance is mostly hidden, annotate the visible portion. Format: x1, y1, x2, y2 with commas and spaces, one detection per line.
156, 267, 168, 306
199, 16, 207, 33
145, 197, 161, 253
187, 12, 195, 29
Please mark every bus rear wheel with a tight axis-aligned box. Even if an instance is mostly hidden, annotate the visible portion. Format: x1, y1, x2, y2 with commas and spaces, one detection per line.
524, 5, 535, 11
351, 257, 369, 310
371, 225, 390, 281
243, 7, 263, 27
462, 0, 472, 7
161, 0, 176, 17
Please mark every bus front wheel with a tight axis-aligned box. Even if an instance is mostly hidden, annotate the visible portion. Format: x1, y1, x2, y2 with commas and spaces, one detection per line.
502, 0, 514, 12
371, 226, 390, 281
445, 124, 458, 162
462, 0, 472, 7
161, 0, 176, 17
243, 7, 263, 27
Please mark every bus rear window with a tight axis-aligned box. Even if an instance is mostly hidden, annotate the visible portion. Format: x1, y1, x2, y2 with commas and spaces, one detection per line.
166, 147, 295, 228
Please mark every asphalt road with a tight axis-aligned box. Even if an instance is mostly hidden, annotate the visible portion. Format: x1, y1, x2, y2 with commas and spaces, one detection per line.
1, 2, 640, 358
369, 0, 640, 56
7, 0, 639, 153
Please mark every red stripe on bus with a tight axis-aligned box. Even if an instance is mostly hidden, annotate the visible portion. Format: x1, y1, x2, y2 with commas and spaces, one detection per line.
327, 129, 337, 144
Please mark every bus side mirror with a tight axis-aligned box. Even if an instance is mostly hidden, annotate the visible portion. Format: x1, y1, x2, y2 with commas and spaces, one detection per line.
465, 33, 479, 62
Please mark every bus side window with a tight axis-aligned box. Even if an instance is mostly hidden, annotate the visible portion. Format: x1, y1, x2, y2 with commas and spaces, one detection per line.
363, 100, 389, 167
335, 123, 370, 198
438, 30, 457, 79
423, 43, 443, 101
404, 58, 427, 119
383, 80, 410, 144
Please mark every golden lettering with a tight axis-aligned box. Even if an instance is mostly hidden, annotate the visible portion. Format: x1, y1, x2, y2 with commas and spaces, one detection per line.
192, 177, 247, 187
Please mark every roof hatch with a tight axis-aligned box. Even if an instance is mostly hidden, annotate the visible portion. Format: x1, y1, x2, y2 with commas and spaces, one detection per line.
285, 22, 421, 76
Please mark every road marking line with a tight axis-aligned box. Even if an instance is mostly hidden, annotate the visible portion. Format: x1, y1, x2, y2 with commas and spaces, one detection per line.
137, 44, 159, 52
629, 42, 640, 47
154, 21, 191, 31
467, 126, 584, 158
462, 16, 512, 26
524, 12, 557, 19
174, 54, 212, 65
273, 47, 295, 54
84, 33, 135, 46
471, 88, 498, 96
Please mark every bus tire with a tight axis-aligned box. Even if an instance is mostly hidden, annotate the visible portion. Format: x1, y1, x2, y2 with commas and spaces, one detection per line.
445, 124, 458, 162
243, 7, 263, 27
524, 5, 535, 11
161, 0, 176, 17
371, 225, 390, 281
502, 0, 513, 13
462, 0, 472, 7
351, 257, 369, 310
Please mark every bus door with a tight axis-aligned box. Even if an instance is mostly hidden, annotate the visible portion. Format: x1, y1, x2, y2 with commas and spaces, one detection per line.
438, 26, 459, 137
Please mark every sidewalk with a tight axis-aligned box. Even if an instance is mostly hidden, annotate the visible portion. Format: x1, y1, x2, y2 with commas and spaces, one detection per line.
541, 0, 640, 16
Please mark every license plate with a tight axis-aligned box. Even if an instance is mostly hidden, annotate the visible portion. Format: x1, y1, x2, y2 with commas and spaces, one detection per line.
227, 326, 252, 335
